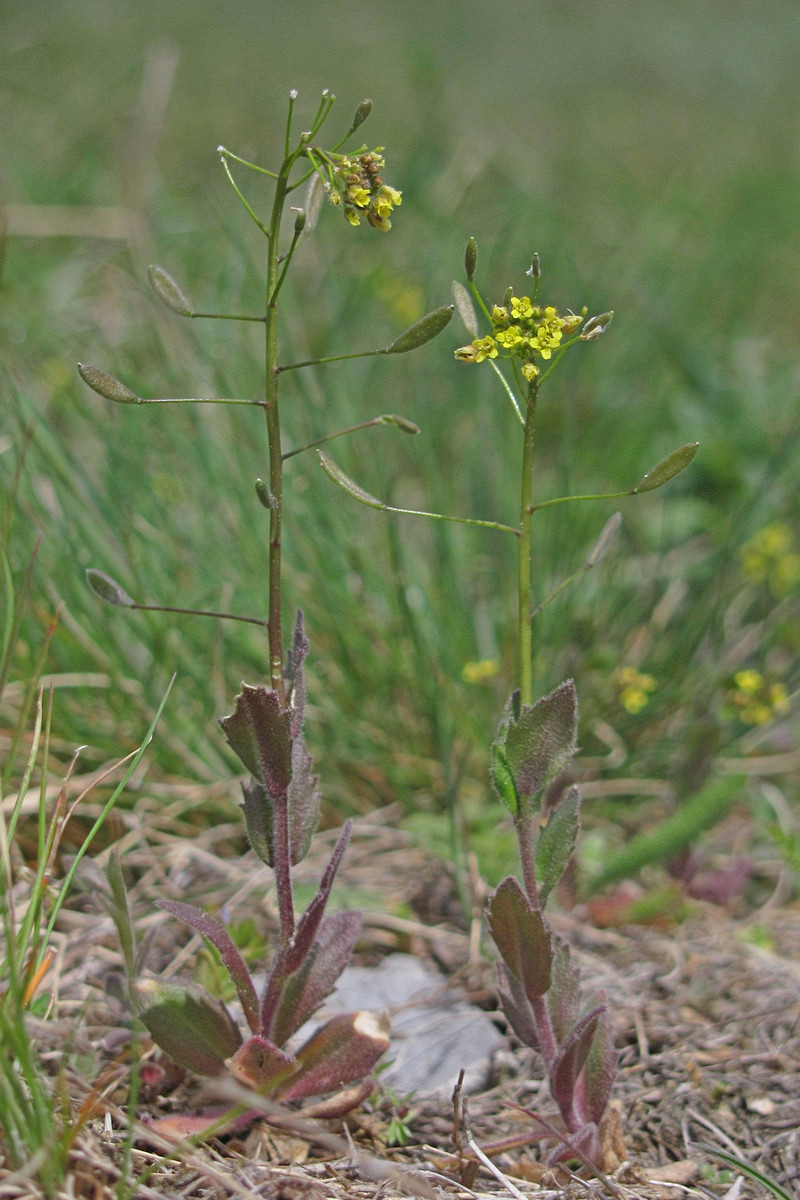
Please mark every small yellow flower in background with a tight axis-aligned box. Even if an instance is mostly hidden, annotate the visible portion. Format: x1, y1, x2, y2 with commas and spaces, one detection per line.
462, 658, 500, 684
729, 669, 790, 725
740, 523, 800, 598
733, 669, 763, 694
613, 665, 657, 714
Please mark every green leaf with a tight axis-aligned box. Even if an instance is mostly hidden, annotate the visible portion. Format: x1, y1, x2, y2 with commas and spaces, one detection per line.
487, 876, 552, 1000
77, 362, 140, 405
385, 305, 454, 353
133, 979, 242, 1077
535, 784, 581, 908
493, 682, 578, 814
632, 442, 699, 493
86, 568, 135, 607
147, 264, 194, 316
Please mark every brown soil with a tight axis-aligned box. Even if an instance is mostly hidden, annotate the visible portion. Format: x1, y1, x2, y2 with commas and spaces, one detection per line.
5, 798, 799, 1200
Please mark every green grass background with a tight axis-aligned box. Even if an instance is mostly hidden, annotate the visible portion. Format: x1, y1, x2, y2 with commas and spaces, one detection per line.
2, 0, 798, 879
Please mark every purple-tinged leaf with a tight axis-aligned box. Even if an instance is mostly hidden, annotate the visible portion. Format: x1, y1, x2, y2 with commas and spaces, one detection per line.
260, 824, 354, 1036
545, 1120, 601, 1167
266, 910, 362, 1046
505, 681, 578, 809
219, 684, 292, 794
240, 777, 274, 866
549, 1004, 605, 1123
547, 937, 580, 1044
535, 785, 581, 909
133, 978, 242, 1077
226, 1035, 298, 1090
285, 610, 309, 737
496, 962, 539, 1051
286, 822, 352, 971
287, 731, 321, 864
487, 876, 552, 1000
581, 1001, 617, 1127
276, 1010, 390, 1102
145, 1105, 258, 1143
156, 900, 259, 1034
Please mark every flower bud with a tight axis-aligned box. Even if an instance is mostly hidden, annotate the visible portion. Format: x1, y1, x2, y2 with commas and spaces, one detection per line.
464, 236, 478, 281
526, 252, 541, 280
293, 208, 306, 235
352, 98, 372, 129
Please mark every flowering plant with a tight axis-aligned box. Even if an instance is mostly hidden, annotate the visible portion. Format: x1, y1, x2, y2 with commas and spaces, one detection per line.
79, 90, 452, 1134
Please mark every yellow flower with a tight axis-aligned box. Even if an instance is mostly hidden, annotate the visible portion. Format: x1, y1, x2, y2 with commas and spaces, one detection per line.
346, 185, 371, 208
462, 658, 500, 684
734, 669, 763, 694
510, 295, 533, 320
473, 336, 498, 362
614, 665, 656, 714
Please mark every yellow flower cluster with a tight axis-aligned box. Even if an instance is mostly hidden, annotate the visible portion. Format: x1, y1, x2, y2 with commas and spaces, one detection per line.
729, 669, 790, 726
740, 523, 800, 599
455, 300, 585, 380
613, 665, 657, 714
329, 150, 402, 232
461, 657, 500, 684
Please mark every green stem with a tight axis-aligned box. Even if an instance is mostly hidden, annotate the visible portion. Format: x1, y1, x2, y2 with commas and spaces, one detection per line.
279, 347, 385, 373
518, 380, 538, 708
264, 158, 294, 941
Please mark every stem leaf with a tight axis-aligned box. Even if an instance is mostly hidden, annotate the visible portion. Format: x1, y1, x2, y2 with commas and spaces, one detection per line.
535, 784, 581, 909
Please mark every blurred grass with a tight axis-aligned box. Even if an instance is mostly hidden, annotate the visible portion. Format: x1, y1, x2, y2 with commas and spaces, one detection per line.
2, 0, 799, 878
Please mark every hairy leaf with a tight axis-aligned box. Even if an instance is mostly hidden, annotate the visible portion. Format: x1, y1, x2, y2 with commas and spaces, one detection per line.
496, 962, 539, 1050
156, 900, 259, 1034
549, 1004, 605, 1121
277, 1010, 390, 1101
219, 684, 292, 794
581, 1001, 617, 1127
535, 784, 581, 908
226, 1036, 297, 1090
487, 876, 552, 1000
547, 938, 581, 1044
133, 979, 242, 1077
266, 910, 362, 1046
